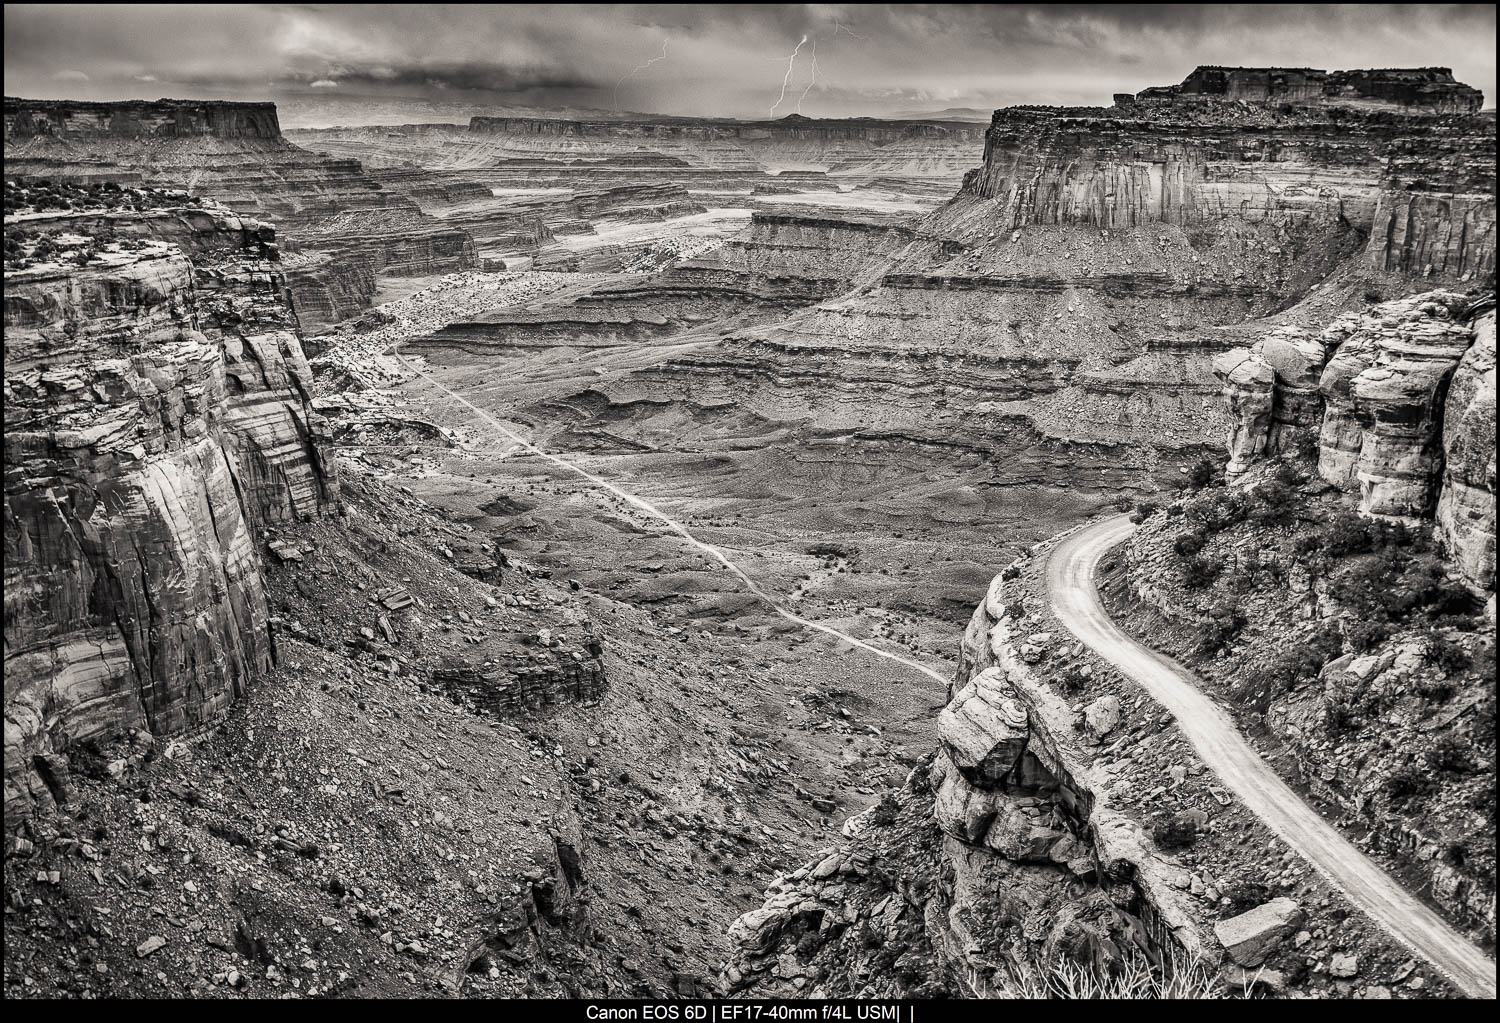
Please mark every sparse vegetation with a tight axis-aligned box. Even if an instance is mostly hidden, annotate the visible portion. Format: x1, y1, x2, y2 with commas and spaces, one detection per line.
1010, 942, 1222, 1000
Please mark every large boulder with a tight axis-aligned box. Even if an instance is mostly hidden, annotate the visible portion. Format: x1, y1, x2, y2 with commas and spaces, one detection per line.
937, 667, 1030, 786
1213, 898, 1306, 967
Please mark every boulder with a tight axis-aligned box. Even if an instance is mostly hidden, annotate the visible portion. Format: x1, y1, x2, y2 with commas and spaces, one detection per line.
1083, 695, 1122, 742
1213, 898, 1305, 967
936, 668, 1030, 785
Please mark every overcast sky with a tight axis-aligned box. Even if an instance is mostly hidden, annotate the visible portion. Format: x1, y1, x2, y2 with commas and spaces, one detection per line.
5, 4, 1495, 121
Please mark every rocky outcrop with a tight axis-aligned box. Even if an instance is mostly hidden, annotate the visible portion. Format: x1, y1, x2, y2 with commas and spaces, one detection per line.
1342, 299, 1476, 519
1436, 312, 1497, 592
4, 201, 338, 821
726, 561, 1209, 997
1212, 292, 1494, 591
1214, 325, 1350, 474
432, 622, 607, 715
1213, 349, 1277, 474
1312, 294, 1475, 513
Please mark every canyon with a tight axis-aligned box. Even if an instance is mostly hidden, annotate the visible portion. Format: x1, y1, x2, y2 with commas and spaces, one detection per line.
4, 63, 1495, 1001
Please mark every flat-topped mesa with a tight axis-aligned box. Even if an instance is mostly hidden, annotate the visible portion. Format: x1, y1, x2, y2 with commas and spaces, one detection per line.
964, 67, 1493, 287
4, 188, 338, 820
1127, 66, 1485, 115
4, 97, 283, 141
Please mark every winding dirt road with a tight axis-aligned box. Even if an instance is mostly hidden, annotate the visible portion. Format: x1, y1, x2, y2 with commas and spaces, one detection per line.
1049, 515, 1496, 999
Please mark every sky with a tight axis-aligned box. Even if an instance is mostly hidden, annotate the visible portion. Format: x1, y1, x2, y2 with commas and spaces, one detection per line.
4, 4, 1496, 122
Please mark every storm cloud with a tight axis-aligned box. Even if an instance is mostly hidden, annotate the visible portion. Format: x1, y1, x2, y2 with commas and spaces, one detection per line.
4, 4, 1495, 122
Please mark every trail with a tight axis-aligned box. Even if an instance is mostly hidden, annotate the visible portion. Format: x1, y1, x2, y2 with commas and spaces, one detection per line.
1049, 515, 1497, 999
389, 344, 950, 687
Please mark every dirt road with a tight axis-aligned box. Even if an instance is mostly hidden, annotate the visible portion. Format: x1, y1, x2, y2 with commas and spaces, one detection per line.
1048, 515, 1496, 999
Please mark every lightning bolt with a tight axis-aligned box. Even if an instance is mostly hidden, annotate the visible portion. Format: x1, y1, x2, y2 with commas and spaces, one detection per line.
614, 38, 670, 111
769, 34, 808, 118
833, 21, 868, 40
796, 36, 819, 114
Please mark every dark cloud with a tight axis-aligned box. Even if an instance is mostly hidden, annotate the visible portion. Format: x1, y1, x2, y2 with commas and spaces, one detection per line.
4, 4, 1495, 121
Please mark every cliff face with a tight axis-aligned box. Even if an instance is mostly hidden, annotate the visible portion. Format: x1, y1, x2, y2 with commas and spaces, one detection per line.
1213, 293, 1495, 592
1436, 313, 1497, 591
4, 199, 339, 820
966, 86, 1493, 290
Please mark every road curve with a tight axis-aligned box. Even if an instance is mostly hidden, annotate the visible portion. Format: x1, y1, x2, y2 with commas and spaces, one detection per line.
1049, 514, 1496, 999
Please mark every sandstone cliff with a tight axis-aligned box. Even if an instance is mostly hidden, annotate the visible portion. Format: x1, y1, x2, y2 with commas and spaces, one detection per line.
4, 193, 339, 819
1212, 293, 1495, 593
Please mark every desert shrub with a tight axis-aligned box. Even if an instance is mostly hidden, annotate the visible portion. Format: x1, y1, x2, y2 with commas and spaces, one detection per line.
1384, 766, 1437, 805
1000, 564, 1021, 581
1173, 528, 1208, 558
1218, 880, 1273, 918
1346, 619, 1391, 653
1422, 631, 1471, 676
1314, 509, 1376, 557
1425, 736, 1480, 776
1186, 491, 1248, 533
1325, 701, 1360, 735
1187, 458, 1221, 490
1004, 599, 1026, 621
1251, 478, 1299, 526
1264, 624, 1344, 691
1181, 555, 1221, 589
1129, 501, 1160, 525
1058, 663, 1091, 695
1151, 811, 1200, 849
1199, 601, 1248, 653
1114, 494, 1135, 512
868, 793, 901, 827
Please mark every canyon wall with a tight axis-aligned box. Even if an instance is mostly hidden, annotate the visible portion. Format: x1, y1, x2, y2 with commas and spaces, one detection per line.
4, 200, 339, 820
4, 97, 478, 330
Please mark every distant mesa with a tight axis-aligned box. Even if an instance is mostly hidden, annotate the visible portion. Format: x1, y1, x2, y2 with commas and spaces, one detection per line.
3, 96, 283, 140
1120, 65, 1484, 114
